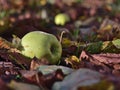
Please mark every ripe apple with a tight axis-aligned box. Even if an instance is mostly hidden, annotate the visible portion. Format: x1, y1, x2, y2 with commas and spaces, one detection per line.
54, 13, 70, 26
21, 31, 62, 64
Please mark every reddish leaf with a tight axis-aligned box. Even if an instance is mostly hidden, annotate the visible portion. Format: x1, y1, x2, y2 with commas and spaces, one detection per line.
80, 51, 120, 75
19, 69, 65, 89
79, 51, 112, 74
91, 53, 120, 64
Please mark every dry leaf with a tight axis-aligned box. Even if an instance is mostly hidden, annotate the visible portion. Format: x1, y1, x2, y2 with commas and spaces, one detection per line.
30, 58, 50, 70
20, 67, 66, 89
0, 37, 20, 53
52, 68, 103, 90
79, 51, 112, 74
8, 80, 42, 90
65, 55, 81, 69
0, 37, 13, 50
80, 51, 120, 75
91, 53, 120, 64
97, 18, 120, 40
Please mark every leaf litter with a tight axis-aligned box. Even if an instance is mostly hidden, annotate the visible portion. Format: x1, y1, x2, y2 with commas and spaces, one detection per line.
1, 0, 120, 90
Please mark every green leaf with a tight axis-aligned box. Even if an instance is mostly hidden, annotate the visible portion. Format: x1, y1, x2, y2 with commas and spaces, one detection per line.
86, 41, 103, 54
112, 39, 120, 49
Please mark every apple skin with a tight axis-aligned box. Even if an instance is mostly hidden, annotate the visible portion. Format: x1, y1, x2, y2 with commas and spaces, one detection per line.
21, 31, 62, 64
54, 13, 70, 26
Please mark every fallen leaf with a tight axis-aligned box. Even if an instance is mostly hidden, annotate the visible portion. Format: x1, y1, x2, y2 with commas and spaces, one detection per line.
20, 68, 65, 89
65, 55, 81, 69
79, 51, 112, 74
0, 51, 31, 69
97, 18, 120, 40
101, 40, 120, 53
91, 53, 120, 64
52, 68, 103, 90
0, 37, 31, 67
0, 37, 14, 50
19, 70, 39, 80
37, 65, 74, 75
85, 41, 103, 54
112, 39, 120, 49
30, 58, 50, 70
80, 51, 120, 74
8, 80, 42, 90
77, 80, 114, 90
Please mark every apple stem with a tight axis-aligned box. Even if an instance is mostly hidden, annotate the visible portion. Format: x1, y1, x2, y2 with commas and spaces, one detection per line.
59, 31, 66, 43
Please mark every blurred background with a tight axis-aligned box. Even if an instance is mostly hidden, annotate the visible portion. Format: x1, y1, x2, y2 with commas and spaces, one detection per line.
0, 0, 120, 41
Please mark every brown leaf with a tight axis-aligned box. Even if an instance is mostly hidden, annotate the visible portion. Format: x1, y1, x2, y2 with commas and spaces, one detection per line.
80, 50, 120, 75
91, 53, 120, 64
30, 58, 49, 70
79, 50, 89, 60
0, 37, 13, 50
79, 51, 112, 74
19, 70, 42, 84
0, 51, 31, 69
0, 37, 21, 53
19, 69, 65, 89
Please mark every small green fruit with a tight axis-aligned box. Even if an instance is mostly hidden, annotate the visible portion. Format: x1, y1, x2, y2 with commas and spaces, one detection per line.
21, 31, 62, 64
54, 13, 70, 26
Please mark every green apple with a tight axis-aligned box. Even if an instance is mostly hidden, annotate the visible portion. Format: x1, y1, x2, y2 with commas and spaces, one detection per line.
54, 13, 70, 26
21, 31, 62, 64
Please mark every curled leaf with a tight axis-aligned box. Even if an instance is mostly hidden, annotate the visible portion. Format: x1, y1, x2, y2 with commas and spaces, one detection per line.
65, 55, 81, 69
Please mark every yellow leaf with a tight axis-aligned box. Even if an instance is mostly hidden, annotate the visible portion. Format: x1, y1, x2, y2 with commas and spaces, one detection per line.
65, 55, 80, 69
101, 41, 110, 50
102, 24, 112, 31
